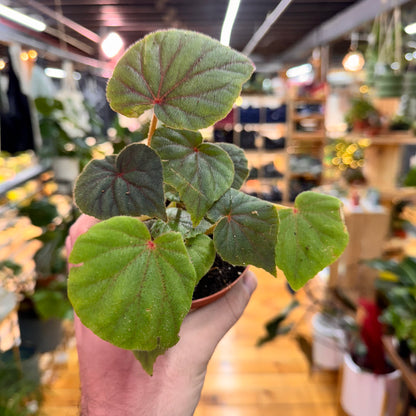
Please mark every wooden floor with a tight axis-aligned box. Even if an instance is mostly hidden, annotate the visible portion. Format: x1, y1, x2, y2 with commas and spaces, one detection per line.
41, 268, 341, 416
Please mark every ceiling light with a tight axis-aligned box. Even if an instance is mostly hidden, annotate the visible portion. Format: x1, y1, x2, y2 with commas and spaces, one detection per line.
286, 63, 312, 78
0, 5, 46, 32
342, 51, 365, 72
405, 22, 416, 35
342, 32, 365, 72
220, 0, 241, 46
101, 32, 124, 59
44, 68, 81, 80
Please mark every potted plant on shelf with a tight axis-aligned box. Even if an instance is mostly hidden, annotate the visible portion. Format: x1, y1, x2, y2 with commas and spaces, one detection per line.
68, 29, 349, 375
17, 196, 75, 352
345, 95, 381, 135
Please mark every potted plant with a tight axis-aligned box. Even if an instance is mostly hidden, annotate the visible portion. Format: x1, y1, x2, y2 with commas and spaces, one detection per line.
68, 29, 349, 375
369, 256, 416, 358
17, 196, 75, 352
340, 298, 401, 416
257, 285, 356, 370
34, 96, 98, 183
344, 96, 381, 134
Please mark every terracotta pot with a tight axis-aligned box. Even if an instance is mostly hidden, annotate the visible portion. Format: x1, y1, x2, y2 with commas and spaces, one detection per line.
190, 266, 249, 310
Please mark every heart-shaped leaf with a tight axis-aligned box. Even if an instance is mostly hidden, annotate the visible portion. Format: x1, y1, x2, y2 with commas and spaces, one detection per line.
275, 191, 349, 291
68, 216, 197, 351
74, 143, 166, 220
106, 29, 254, 131
185, 234, 216, 281
152, 127, 234, 224
215, 143, 249, 189
208, 189, 278, 275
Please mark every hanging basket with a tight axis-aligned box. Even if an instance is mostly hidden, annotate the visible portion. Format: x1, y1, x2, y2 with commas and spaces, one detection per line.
403, 71, 416, 97
374, 70, 403, 98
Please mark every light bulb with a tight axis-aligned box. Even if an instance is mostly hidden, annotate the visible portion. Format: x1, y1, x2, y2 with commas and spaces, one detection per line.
342, 51, 365, 72
101, 32, 124, 59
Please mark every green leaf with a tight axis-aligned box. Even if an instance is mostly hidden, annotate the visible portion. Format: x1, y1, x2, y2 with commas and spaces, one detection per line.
74, 143, 166, 220
68, 216, 197, 351
152, 127, 234, 224
133, 347, 167, 376
275, 191, 349, 290
165, 208, 212, 238
185, 234, 216, 281
208, 189, 278, 275
215, 143, 249, 189
32, 289, 73, 321
257, 299, 299, 346
148, 208, 211, 240
18, 198, 59, 227
106, 29, 254, 131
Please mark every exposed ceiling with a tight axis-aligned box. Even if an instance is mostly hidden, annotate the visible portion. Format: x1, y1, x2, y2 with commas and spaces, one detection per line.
1, 0, 415, 73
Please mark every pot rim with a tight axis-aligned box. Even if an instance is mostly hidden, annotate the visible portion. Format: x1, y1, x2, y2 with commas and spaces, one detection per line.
190, 265, 249, 310
343, 353, 401, 379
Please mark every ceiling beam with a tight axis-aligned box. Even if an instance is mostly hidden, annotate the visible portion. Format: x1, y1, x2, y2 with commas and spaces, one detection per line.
278, 0, 413, 63
0, 22, 105, 72
242, 0, 294, 56
23, 0, 101, 43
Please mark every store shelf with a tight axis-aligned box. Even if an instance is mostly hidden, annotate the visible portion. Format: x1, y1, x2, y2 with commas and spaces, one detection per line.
286, 97, 326, 202
0, 164, 50, 198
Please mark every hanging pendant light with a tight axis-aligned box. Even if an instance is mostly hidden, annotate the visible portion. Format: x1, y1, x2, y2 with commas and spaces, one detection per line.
342, 32, 365, 72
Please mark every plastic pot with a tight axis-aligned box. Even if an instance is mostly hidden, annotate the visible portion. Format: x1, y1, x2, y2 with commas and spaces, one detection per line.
311, 312, 348, 370
340, 353, 401, 416
191, 266, 248, 310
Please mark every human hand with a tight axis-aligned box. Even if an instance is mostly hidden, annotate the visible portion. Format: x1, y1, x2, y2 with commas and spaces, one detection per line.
66, 214, 257, 416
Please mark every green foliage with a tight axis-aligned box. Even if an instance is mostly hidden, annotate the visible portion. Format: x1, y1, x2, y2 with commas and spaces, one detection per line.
276, 192, 348, 290
106, 29, 254, 130
69, 29, 349, 374
0, 356, 41, 415
345, 96, 378, 126
257, 299, 300, 346
18, 197, 76, 320
368, 257, 416, 353
110, 116, 148, 154
32, 280, 73, 321
34, 96, 95, 164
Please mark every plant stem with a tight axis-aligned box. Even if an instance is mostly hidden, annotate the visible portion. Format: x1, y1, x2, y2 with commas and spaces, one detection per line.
147, 112, 158, 147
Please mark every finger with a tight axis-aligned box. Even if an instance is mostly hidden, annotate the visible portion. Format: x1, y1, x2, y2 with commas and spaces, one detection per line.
66, 214, 99, 253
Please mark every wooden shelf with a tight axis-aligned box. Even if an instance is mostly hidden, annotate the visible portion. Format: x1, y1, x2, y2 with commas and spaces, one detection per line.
345, 131, 416, 145
291, 132, 326, 140
382, 336, 416, 398
292, 113, 325, 121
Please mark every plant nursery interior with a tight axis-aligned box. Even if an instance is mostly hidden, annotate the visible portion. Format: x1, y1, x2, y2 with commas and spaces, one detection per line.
3, 0, 416, 415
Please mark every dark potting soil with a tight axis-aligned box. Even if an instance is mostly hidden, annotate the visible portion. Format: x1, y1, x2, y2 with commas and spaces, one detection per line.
192, 254, 246, 300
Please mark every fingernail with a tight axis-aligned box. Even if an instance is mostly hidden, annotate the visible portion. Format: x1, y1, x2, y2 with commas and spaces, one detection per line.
242, 272, 257, 294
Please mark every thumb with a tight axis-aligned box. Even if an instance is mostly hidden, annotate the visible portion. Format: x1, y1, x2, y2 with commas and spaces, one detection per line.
179, 270, 257, 357
66, 214, 100, 255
